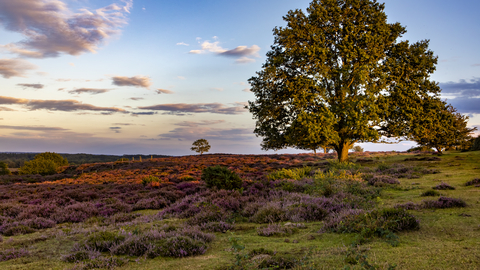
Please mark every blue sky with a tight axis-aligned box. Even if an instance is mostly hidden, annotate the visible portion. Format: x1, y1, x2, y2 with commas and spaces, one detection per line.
0, 0, 479, 155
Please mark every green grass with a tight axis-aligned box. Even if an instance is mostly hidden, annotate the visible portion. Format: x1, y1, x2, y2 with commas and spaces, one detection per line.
1, 151, 479, 269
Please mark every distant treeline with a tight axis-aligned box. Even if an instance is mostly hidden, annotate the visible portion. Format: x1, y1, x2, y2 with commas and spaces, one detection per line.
0, 153, 170, 168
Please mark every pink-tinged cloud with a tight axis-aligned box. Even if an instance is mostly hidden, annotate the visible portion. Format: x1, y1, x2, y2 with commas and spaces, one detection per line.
0, 106, 16, 111
0, 125, 68, 132
158, 126, 254, 141
138, 103, 247, 115
189, 39, 260, 63
112, 76, 152, 88
0, 95, 126, 112
0, 0, 132, 58
175, 120, 226, 127
220, 45, 260, 58
156, 89, 174, 94
68, 88, 111, 95
17, 83, 44, 89
0, 58, 37, 78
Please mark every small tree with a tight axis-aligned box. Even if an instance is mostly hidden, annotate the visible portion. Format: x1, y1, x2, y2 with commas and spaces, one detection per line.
19, 152, 68, 175
410, 99, 477, 154
0, 162, 11, 175
352, 145, 364, 153
191, 139, 211, 155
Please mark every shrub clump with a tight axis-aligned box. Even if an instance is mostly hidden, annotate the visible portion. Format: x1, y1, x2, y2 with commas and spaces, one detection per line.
433, 182, 455, 190
325, 208, 420, 234
465, 178, 480, 187
422, 197, 467, 209
0, 248, 29, 262
201, 166, 242, 190
86, 231, 126, 252
421, 189, 441, 197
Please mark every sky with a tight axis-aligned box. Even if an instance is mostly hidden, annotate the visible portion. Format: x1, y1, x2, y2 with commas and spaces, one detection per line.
0, 0, 479, 156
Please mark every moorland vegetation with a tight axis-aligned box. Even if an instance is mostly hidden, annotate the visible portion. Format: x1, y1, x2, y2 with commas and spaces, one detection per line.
0, 151, 479, 269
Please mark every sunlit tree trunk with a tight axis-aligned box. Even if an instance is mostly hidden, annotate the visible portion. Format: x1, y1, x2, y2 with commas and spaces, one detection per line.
335, 142, 352, 162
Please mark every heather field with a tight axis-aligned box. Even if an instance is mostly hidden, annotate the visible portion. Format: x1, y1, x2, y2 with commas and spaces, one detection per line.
0, 151, 479, 270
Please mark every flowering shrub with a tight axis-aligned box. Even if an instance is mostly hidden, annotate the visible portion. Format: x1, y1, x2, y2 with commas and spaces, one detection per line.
465, 178, 480, 186
422, 197, 467, 209
433, 182, 455, 190
325, 208, 420, 234
0, 248, 29, 262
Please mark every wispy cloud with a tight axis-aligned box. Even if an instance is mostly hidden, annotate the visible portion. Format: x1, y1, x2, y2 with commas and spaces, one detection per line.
156, 89, 174, 94
112, 75, 151, 88
176, 42, 189, 46
211, 87, 224, 91
0, 106, 16, 111
138, 102, 247, 115
189, 38, 260, 63
129, 97, 144, 101
175, 120, 226, 127
131, 112, 157, 116
0, 125, 68, 132
68, 88, 111, 95
17, 83, 44, 89
0, 0, 132, 58
0, 58, 37, 78
0, 95, 126, 113
439, 78, 480, 98
110, 127, 122, 133
158, 126, 253, 141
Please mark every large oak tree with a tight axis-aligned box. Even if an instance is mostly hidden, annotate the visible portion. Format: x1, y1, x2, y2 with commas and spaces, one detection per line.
248, 0, 442, 162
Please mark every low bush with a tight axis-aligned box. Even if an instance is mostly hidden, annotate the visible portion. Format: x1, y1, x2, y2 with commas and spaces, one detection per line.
199, 221, 234, 232
433, 182, 455, 190
325, 208, 420, 234
422, 197, 467, 209
0, 248, 29, 262
421, 189, 441, 197
86, 231, 126, 252
142, 175, 161, 186
465, 178, 480, 186
268, 167, 314, 180
201, 166, 242, 190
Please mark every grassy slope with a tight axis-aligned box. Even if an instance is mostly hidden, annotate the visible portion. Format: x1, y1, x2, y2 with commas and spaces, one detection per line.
0, 151, 479, 270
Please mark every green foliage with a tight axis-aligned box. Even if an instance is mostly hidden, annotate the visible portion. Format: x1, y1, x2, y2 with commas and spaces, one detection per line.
352, 145, 364, 153
34, 152, 68, 166
267, 166, 314, 180
248, 0, 441, 162
18, 152, 68, 175
410, 99, 477, 154
18, 158, 57, 176
421, 190, 441, 197
0, 162, 11, 175
191, 138, 211, 155
86, 231, 125, 252
117, 157, 129, 162
330, 208, 420, 235
472, 136, 480, 151
327, 160, 361, 173
142, 175, 161, 186
201, 166, 242, 190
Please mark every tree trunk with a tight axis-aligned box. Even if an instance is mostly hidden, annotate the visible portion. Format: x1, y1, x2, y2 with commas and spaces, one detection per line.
435, 147, 443, 155
323, 147, 328, 154
313, 149, 317, 155
336, 142, 352, 162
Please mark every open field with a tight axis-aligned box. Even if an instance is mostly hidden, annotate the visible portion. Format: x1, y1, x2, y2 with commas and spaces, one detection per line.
0, 151, 479, 269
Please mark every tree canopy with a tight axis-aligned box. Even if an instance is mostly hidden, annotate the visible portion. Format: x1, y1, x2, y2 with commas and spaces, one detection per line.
410, 98, 477, 154
248, 0, 443, 162
191, 139, 211, 155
